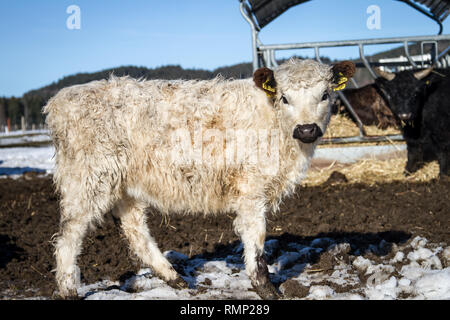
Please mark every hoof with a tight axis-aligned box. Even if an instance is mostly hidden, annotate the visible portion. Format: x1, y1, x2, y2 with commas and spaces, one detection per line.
251, 255, 281, 299
403, 169, 413, 177
166, 277, 189, 290
253, 281, 280, 300
54, 289, 79, 300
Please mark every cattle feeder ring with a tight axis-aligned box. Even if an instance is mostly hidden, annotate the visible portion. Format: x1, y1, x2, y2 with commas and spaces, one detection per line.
239, 0, 450, 145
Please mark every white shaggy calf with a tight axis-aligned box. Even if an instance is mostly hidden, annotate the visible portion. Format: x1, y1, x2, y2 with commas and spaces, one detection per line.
44, 58, 355, 299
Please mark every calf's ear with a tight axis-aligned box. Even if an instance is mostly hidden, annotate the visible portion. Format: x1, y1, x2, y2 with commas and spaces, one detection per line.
331, 61, 356, 91
253, 67, 277, 98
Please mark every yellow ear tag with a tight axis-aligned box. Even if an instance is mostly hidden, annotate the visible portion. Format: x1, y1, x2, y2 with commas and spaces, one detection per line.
333, 72, 348, 92
262, 77, 276, 97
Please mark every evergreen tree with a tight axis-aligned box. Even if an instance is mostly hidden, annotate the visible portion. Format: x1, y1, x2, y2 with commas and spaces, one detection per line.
0, 97, 6, 127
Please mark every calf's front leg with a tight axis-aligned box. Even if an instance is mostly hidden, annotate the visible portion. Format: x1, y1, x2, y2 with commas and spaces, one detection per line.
233, 198, 279, 299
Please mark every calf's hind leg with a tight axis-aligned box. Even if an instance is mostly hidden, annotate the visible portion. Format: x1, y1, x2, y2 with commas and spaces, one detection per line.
55, 188, 112, 298
113, 197, 187, 289
54, 157, 125, 298
55, 209, 92, 298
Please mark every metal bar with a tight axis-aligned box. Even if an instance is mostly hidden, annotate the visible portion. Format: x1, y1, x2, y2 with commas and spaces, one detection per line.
437, 45, 450, 60
314, 46, 322, 62
421, 42, 427, 67
336, 91, 367, 137
434, 45, 450, 67
359, 44, 378, 79
255, 38, 265, 68
259, 34, 450, 51
320, 134, 404, 145
420, 41, 438, 65
353, 60, 432, 68
403, 41, 418, 68
269, 49, 278, 67
263, 50, 272, 68
349, 78, 359, 89
240, 2, 260, 71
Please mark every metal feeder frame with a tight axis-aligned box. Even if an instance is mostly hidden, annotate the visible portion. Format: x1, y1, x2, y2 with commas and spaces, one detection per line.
239, 0, 450, 144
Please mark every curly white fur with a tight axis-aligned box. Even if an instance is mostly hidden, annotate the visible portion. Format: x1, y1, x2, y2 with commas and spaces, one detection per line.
44, 58, 336, 298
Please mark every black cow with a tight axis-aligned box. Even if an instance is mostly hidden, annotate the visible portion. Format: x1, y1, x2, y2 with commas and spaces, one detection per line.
374, 67, 450, 178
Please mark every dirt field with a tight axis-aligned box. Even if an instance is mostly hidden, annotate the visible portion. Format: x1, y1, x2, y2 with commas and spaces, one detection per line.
0, 172, 448, 299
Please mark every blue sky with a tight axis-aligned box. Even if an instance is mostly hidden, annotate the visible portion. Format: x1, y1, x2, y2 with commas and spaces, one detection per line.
0, 0, 449, 97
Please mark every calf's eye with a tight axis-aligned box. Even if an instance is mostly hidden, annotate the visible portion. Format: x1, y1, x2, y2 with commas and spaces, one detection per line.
321, 92, 329, 101
281, 95, 289, 104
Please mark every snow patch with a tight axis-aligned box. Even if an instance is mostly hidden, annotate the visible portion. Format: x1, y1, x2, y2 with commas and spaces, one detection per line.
0, 146, 54, 176
77, 235, 449, 300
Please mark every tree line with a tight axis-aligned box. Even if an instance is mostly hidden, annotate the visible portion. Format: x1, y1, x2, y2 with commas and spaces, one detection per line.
0, 63, 256, 130
3, 40, 442, 130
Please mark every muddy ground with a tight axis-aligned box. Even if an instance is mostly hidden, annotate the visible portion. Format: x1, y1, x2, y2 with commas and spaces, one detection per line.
0, 173, 448, 299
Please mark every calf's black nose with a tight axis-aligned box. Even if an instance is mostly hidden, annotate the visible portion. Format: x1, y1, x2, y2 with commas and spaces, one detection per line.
293, 123, 323, 143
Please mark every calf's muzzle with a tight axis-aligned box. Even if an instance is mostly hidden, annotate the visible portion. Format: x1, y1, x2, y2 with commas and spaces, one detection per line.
293, 123, 323, 143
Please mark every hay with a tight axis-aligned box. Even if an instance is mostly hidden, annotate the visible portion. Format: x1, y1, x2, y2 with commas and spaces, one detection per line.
306, 114, 439, 186
324, 114, 401, 139
303, 158, 440, 187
